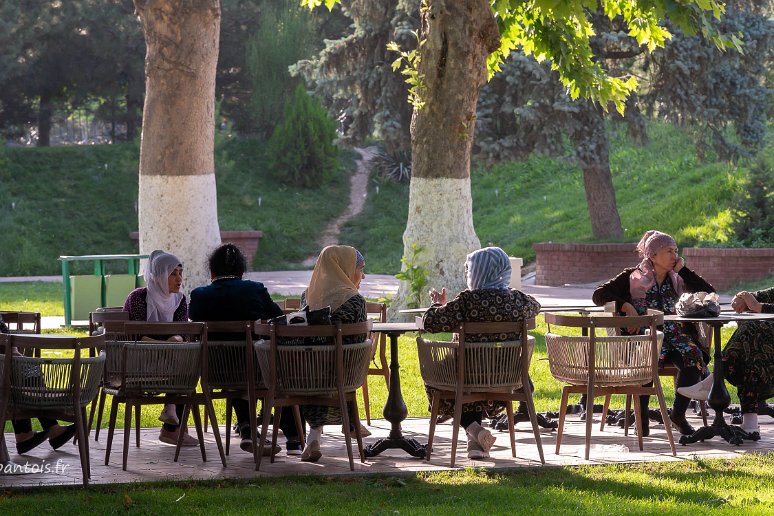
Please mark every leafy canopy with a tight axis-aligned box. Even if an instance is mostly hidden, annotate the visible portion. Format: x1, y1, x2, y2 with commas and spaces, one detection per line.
302, 0, 742, 113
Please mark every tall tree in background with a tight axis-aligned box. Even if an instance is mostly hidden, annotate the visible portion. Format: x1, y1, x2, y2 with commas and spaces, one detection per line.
293, 0, 418, 153
134, 0, 222, 291
304, 0, 739, 313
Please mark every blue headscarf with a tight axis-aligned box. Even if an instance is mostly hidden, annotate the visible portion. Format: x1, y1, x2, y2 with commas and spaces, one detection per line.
465, 247, 512, 290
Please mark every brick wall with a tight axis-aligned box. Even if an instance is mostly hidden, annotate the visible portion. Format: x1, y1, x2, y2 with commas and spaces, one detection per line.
130, 230, 263, 271
534, 243, 774, 290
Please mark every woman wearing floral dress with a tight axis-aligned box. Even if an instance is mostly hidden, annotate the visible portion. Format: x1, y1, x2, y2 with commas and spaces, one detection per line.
593, 230, 715, 436
422, 247, 541, 459
679, 287, 774, 435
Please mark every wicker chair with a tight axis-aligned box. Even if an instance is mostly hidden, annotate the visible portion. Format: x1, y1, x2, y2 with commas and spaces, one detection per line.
362, 302, 389, 425
254, 321, 373, 471
544, 311, 676, 460
602, 322, 710, 432
417, 320, 544, 467
87, 310, 131, 441
0, 333, 106, 485
101, 321, 226, 471
0, 311, 42, 335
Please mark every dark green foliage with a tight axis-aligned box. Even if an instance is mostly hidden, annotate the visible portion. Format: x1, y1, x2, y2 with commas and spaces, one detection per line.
732, 149, 774, 246
371, 146, 411, 182
267, 85, 339, 187
243, 0, 319, 138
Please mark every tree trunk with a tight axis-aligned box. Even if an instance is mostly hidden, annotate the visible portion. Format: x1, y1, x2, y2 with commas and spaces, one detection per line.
134, 0, 222, 294
389, 0, 499, 318
37, 91, 52, 147
569, 101, 624, 240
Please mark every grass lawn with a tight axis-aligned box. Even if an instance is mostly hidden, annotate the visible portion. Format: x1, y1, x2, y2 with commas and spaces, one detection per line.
1, 455, 773, 513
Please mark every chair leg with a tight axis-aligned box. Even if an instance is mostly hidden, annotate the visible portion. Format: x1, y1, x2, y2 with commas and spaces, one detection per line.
191, 405, 207, 463
654, 381, 676, 456
203, 408, 209, 433
256, 396, 274, 471
556, 387, 570, 454
632, 395, 644, 451
699, 399, 708, 427
270, 404, 281, 464
601, 394, 612, 431
87, 389, 99, 437
93, 388, 107, 441
584, 385, 595, 461
247, 395, 260, 467
450, 395, 464, 468
122, 401, 132, 471
292, 405, 305, 448
522, 386, 545, 465
349, 396, 366, 463
506, 402, 516, 457
203, 395, 226, 467
135, 403, 141, 448
624, 395, 632, 437
427, 392, 441, 461
104, 397, 119, 466
362, 379, 371, 426
174, 405, 192, 463
340, 391, 355, 471
81, 406, 91, 478
225, 398, 232, 456
75, 404, 90, 486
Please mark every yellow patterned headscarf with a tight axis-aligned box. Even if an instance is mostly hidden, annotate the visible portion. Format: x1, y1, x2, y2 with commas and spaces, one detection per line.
305, 245, 362, 311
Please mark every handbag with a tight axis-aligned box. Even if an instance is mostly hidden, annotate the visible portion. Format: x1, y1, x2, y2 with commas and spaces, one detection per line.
270, 305, 332, 326
676, 292, 721, 318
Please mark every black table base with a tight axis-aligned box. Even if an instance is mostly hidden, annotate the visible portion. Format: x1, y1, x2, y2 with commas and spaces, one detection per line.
679, 417, 760, 446
363, 328, 427, 459
364, 437, 427, 458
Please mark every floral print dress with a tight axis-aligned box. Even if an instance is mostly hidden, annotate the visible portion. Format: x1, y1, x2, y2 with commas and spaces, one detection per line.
723, 286, 774, 413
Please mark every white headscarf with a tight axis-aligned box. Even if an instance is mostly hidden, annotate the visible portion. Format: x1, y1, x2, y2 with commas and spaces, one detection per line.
144, 250, 184, 322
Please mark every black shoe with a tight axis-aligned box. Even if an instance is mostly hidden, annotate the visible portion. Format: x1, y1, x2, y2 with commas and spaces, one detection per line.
757, 402, 774, 418
49, 425, 77, 450
16, 430, 50, 455
435, 414, 452, 425
670, 415, 695, 436
495, 412, 556, 430
648, 409, 665, 425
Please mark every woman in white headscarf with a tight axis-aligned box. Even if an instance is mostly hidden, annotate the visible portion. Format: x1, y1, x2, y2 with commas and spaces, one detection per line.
422, 247, 541, 460
123, 250, 197, 446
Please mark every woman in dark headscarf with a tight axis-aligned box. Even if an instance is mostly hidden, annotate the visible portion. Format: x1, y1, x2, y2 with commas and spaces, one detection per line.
593, 230, 715, 436
123, 249, 196, 446
422, 247, 541, 460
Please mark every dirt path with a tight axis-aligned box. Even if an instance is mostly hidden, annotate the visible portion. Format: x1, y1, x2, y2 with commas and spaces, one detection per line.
301, 147, 378, 267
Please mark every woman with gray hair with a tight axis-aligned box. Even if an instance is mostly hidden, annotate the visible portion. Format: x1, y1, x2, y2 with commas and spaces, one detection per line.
123, 249, 196, 446
422, 246, 541, 459
593, 230, 715, 436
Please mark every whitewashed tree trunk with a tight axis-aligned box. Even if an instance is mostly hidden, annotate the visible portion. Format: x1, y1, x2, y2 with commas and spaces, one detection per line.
388, 0, 499, 319
134, 0, 221, 294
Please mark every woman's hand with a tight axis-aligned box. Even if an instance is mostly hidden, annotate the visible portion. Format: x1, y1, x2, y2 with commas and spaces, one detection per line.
621, 302, 640, 333
734, 291, 761, 313
429, 287, 447, 305
673, 256, 685, 273
168, 335, 184, 342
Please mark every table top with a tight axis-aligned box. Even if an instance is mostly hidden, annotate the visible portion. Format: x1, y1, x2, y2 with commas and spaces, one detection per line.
400, 305, 605, 315
664, 312, 774, 324
373, 322, 422, 333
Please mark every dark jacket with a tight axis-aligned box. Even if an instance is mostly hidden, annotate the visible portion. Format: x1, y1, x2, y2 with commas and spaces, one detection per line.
592, 266, 715, 313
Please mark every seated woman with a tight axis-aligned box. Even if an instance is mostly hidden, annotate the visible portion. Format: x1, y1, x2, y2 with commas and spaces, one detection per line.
289, 245, 369, 463
0, 316, 76, 454
422, 246, 541, 459
188, 243, 300, 455
123, 249, 197, 446
593, 230, 715, 436
679, 288, 774, 435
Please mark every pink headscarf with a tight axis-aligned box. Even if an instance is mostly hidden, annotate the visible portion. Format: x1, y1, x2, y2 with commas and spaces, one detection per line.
629, 230, 685, 300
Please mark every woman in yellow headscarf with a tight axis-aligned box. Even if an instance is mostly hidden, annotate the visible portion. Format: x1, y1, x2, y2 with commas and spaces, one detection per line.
297, 245, 368, 462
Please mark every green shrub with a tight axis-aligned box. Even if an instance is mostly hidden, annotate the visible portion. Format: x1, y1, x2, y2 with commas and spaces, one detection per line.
732, 150, 774, 246
267, 85, 339, 187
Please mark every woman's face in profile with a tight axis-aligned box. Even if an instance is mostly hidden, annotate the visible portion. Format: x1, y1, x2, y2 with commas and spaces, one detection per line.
651, 246, 678, 272
168, 265, 183, 293
354, 264, 365, 289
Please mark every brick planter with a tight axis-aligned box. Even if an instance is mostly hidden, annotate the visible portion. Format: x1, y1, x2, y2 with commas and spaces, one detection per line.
534, 243, 774, 290
130, 230, 263, 271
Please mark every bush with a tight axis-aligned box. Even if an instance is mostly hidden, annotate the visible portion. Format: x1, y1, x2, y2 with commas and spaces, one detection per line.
732, 152, 774, 247
267, 85, 339, 187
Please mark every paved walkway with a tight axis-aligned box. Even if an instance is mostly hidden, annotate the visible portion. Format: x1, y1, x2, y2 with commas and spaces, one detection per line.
2, 411, 771, 488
